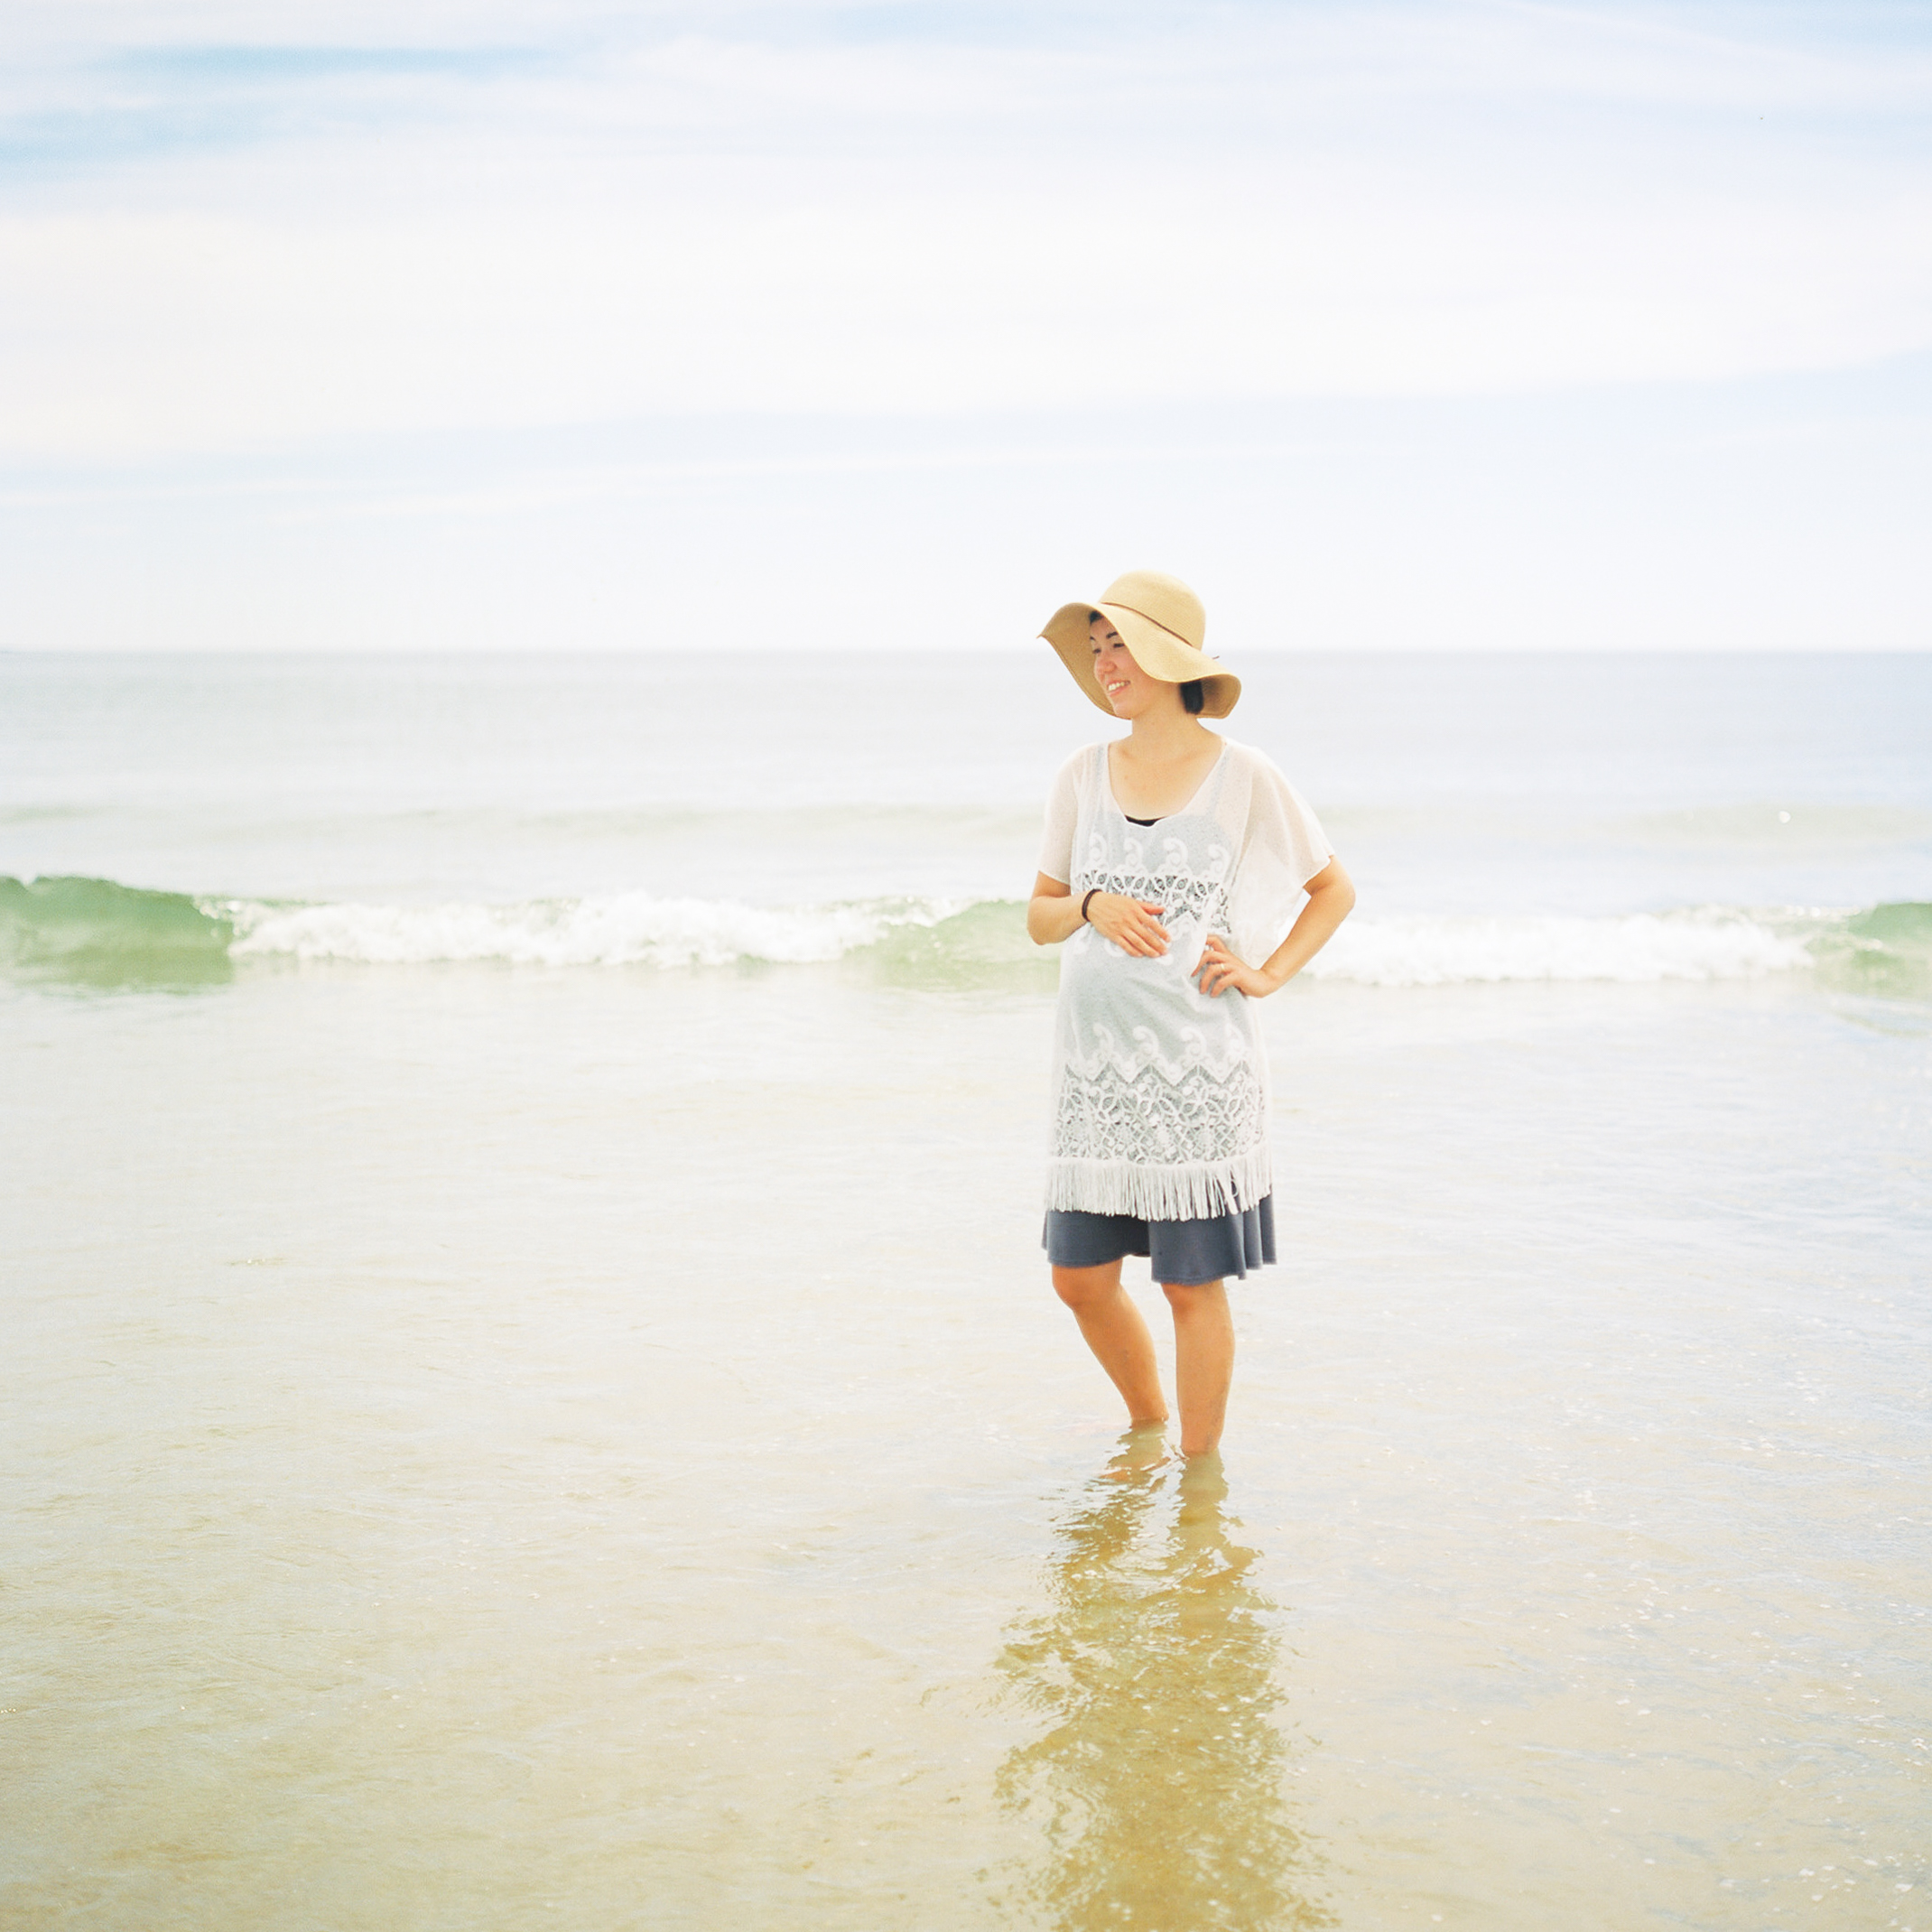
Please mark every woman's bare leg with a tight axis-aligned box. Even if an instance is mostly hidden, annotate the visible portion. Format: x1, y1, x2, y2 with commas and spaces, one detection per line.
1051, 1262, 1168, 1426
1161, 1278, 1233, 1454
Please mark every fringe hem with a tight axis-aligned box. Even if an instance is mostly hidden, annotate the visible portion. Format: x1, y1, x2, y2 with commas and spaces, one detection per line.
1045, 1147, 1273, 1221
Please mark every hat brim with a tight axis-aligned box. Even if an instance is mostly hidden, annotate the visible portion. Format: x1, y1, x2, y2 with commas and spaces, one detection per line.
1040, 600, 1241, 720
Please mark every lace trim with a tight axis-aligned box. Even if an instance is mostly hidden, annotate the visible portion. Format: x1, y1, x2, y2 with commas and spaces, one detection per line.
1064, 1017, 1252, 1084
1045, 1147, 1273, 1220
1074, 863, 1231, 933
1049, 1057, 1270, 1218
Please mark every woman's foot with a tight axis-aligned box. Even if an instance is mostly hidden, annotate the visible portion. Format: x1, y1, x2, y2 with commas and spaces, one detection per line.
1100, 1421, 1175, 1480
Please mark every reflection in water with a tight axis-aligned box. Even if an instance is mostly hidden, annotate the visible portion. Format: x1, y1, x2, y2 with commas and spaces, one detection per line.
996, 1445, 1329, 1930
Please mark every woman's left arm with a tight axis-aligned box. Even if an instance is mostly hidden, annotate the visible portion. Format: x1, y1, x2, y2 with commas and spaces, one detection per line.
1194, 859, 1356, 999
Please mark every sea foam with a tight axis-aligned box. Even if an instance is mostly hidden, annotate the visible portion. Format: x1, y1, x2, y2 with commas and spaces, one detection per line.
1305, 909, 1815, 987
222, 891, 963, 969
224, 894, 1825, 985
6, 876, 1921, 992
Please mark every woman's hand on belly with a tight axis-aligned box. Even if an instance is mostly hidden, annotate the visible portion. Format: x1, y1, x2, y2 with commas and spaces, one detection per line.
1088, 894, 1170, 958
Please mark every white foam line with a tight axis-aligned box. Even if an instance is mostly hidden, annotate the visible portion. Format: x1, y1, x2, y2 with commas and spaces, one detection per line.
218, 891, 961, 968
1306, 910, 1814, 987
207, 892, 1829, 984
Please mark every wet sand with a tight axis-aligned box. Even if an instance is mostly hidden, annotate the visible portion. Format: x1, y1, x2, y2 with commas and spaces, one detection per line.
6, 961, 1927, 1928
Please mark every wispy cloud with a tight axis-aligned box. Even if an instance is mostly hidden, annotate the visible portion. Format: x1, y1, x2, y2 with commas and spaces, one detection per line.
1, 4, 1928, 465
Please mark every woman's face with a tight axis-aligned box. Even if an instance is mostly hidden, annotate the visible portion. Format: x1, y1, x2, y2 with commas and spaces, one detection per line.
1090, 615, 1171, 720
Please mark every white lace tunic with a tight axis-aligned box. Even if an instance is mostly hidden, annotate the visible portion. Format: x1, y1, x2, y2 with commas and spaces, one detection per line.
1037, 738, 1333, 1221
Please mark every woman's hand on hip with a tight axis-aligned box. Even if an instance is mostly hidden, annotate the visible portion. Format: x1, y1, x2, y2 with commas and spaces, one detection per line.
1090, 894, 1170, 957
1194, 933, 1277, 998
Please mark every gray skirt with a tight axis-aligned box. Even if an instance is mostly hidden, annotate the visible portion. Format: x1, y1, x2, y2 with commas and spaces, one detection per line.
1043, 1194, 1277, 1286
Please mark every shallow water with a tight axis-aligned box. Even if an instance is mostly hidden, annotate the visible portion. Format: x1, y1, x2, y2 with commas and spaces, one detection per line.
5, 652, 1930, 1927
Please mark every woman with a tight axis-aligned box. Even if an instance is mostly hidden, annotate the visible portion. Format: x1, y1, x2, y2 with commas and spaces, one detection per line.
1027, 570, 1355, 1458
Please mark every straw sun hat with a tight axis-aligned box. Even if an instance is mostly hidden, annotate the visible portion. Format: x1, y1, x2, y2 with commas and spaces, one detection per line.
1040, 569, 1241, 720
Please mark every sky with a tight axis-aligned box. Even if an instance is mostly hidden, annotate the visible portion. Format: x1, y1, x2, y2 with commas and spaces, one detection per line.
1, 0, 1928, 652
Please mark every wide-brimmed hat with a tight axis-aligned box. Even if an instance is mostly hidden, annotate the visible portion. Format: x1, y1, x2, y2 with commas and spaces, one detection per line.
1040, 570, 1241, 719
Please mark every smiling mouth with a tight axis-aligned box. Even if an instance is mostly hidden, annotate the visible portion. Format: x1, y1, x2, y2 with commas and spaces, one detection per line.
1105, 680, 1129, 694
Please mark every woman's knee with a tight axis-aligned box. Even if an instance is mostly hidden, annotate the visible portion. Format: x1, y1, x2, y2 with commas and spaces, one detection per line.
1160, 1277, 1226, 1312
1052, 1262, 1122, 1310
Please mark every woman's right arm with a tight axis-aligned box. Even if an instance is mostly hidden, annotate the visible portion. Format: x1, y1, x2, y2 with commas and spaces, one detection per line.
1027, 874, 1082, 945
1029, 752, 1170, 952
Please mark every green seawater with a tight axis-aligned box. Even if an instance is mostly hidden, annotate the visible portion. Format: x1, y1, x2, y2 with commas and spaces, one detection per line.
1834, 899, 1932, 999
0, 875, 235, 986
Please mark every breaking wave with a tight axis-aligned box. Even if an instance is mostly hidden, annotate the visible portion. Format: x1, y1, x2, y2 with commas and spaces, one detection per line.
3, 876, 1927, 997
1306, 907, 1812, 987
224, 890, 959, 969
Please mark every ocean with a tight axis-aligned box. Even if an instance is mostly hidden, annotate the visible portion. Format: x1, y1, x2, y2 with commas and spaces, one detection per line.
5, 647, 1929, 1930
